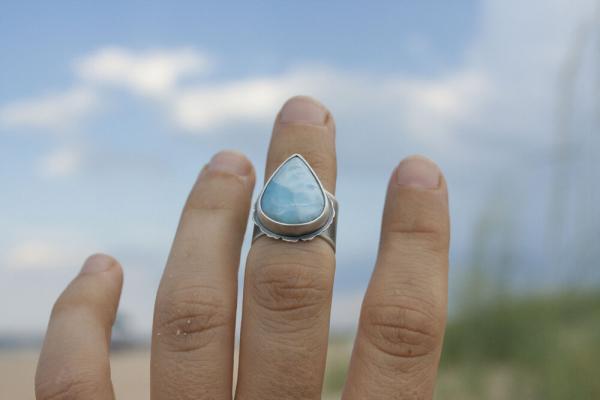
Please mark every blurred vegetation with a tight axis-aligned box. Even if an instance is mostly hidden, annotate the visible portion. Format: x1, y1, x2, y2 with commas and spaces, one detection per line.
436, 289, 600, 399
322, 290, 600, 399
321, 13, 600, 398
321, 203, 600, 398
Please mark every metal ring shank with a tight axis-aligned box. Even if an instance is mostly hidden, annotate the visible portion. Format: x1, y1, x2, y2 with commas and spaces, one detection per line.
252, 192, 338, 251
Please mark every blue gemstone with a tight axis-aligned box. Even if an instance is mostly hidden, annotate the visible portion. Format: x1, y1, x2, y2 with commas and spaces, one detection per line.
260, 156, 326, 224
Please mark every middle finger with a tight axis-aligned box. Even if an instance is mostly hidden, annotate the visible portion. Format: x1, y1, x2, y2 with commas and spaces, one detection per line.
236, 96, 337, 400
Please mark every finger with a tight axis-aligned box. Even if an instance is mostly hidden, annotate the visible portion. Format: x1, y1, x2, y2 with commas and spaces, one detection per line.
35, 254, 123, 400
236, 96, 336, 400
342, 156, 450, 400
151, 151, 255, 400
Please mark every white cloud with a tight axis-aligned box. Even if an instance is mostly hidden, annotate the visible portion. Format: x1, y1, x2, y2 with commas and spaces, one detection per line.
171, 77, 294, 130
1, 0, 597, 147
76, 46, 212, 97
381, 71, 491, 145
0, 43, 492, 145
461, 0, 600, 149
5, 239, 92, 271
37, 147, 83, 178
0, 47, 210, 133
169, 66, 490, 139
0, 87, 98, 132
0, 62, 489, 147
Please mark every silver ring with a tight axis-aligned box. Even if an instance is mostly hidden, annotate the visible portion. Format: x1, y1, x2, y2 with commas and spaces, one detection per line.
252, 153, 338, 251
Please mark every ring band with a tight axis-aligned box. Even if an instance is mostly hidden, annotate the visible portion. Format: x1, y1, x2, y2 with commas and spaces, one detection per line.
252, 154, 338, 251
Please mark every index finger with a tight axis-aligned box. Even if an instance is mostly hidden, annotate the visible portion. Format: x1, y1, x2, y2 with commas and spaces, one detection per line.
343, 156, 450, 399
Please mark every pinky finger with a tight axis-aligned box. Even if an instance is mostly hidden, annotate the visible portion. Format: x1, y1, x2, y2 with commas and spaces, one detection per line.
35, 254, 123, 400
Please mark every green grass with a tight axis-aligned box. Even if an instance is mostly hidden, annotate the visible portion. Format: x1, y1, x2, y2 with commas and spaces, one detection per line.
439, 290, 600, 399
322, 290, 600, 399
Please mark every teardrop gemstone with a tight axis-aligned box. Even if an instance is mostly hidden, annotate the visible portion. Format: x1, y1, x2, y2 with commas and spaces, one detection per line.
260, 156, 326, 224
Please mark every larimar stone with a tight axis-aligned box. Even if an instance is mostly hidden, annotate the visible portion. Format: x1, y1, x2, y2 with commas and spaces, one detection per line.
260, 156, 325, 224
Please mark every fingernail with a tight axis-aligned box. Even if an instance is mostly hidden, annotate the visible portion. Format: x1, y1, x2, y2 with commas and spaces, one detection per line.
279, 96, 327, 125
396, 155, 441, 189
80, 254, 115, 274
208, 150, 252, 176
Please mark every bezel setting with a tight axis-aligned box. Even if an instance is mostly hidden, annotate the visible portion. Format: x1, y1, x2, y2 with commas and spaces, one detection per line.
253, 153, 336, 243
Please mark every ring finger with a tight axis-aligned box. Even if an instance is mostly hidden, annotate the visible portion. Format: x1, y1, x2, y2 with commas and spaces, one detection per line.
151, 151, 255, 400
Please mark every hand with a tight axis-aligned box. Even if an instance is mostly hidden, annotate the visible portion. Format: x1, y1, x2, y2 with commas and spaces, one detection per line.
35, 96, 450, 399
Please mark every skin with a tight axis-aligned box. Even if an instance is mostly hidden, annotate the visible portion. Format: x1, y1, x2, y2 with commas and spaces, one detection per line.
35, 96, 450, 400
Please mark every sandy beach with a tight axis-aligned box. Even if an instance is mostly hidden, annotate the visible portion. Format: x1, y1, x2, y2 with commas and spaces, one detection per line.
0, 349, 151, 399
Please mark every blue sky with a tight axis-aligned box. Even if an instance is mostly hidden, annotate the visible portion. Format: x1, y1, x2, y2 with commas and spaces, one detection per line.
1, 0, 599, 335
0, 1, 476, 87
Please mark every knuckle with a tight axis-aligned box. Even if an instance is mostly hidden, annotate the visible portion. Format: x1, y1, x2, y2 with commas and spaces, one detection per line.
50, 295, 75, 320
250, 260, 332, 323
50, 292, 88, 321
385, 193, 450, 252
273, 147, 333, 177
384, 208, 449, 252
298, 150, 332, 174
186, 168, 249, 213
386, 229, 449, 254
361, 299, 444, 361
49, 291, 117, 329
154, 284, 231, 353
36, 368, 104, 400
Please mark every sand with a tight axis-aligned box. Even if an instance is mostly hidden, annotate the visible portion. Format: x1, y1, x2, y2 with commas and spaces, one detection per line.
0, 349, 150, 399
